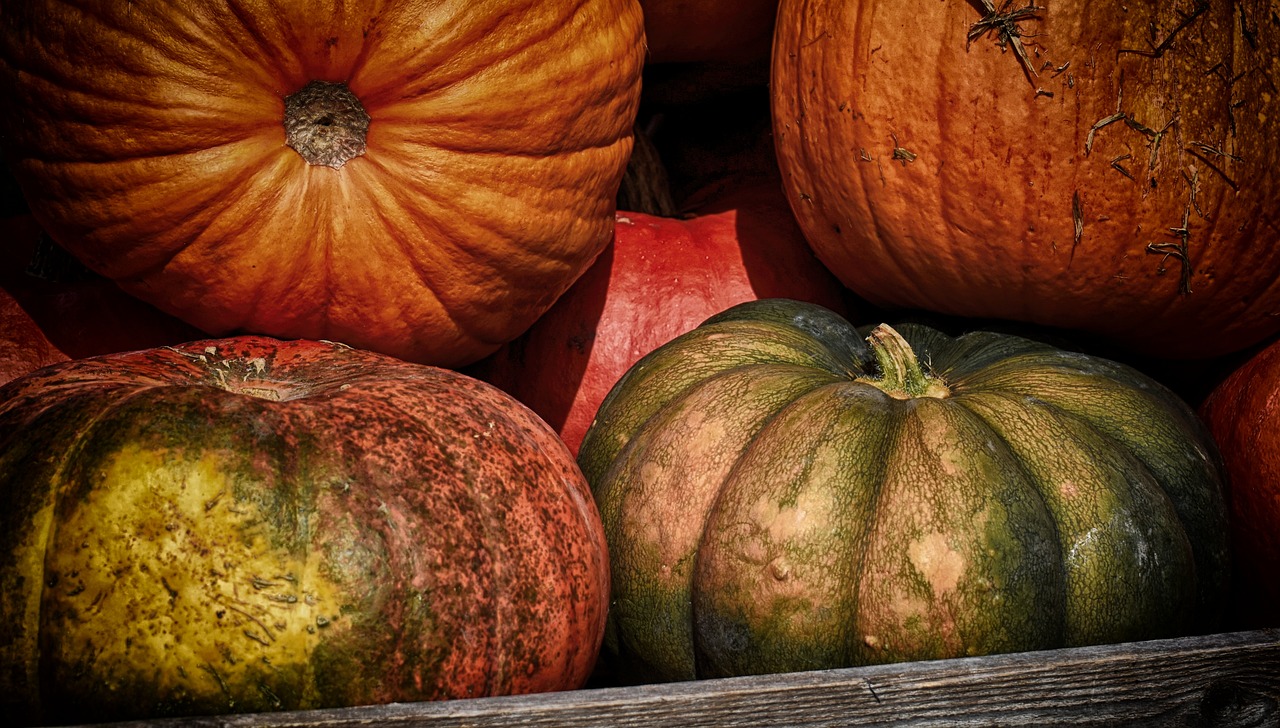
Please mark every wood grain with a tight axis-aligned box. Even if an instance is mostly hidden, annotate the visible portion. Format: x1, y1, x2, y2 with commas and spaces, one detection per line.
80, 629, 1280, 728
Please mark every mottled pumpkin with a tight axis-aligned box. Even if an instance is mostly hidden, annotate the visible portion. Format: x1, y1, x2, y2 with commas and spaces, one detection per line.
771, 0, 1280, 358
580, 299, 1228, 683
0, 0, 645, 367
0, 337, 608, 725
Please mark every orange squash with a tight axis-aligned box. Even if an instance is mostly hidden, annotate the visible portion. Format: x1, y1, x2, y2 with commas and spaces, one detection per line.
771, 0, 1280, 359
0, 0, 645, 367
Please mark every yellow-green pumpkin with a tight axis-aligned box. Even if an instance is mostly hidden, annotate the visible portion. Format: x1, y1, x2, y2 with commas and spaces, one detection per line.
0, 337, 609, 724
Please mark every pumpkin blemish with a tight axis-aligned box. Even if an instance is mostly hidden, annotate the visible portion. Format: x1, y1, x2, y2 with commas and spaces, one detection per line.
908, 532, 966, 596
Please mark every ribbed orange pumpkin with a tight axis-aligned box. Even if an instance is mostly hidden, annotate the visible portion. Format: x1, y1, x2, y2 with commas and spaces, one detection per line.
0, 1, 645, 367
772, 0, 1280, 359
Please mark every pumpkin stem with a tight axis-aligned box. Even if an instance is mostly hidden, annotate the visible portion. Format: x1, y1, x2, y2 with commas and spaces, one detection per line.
283, 81, 370, 169
862, 324, 950, 400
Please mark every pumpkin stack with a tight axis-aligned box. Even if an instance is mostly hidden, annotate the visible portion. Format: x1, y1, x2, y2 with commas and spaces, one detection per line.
0, 0, 1275, 721
0, 0, 644, 724
573, 0, 1269, 686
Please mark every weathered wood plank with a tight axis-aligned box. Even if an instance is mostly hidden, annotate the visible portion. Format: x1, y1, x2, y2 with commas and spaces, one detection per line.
80, 629, 1279, 728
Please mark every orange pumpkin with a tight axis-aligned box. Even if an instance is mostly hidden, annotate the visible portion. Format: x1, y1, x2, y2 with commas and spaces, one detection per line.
0, 0, 645, 367
771, 0, 1280, 359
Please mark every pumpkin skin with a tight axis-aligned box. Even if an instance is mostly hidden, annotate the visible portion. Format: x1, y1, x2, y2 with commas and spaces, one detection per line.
0, 0, 645, 368
470, 180, 851, 455
0, 337, 609, 725
771, 0, 1280, 359
1198, 338, 1280, 629
0, 287, 67, 384
1, 214, 203, 359
579, 298, 1228, 683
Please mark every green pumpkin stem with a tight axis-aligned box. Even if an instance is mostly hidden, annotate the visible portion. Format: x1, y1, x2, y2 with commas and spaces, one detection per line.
864, 324, 949, 399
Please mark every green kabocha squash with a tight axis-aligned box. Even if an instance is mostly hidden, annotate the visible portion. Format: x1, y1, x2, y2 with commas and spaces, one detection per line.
0, 337, 608, 725
579, 299, 1229, 683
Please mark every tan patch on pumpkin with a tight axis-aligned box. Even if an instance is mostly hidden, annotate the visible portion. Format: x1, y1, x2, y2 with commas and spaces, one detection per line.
908, 532, 966, 596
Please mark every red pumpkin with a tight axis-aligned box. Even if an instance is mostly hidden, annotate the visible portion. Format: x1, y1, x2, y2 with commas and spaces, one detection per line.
1, 214, 203, 358
0, 0, 645, 368
0, 287, 66, 384
771, 0, 1280, 359
470, 179, 851, 455
0, 337, 609, 724
1198, 338, 1280, 629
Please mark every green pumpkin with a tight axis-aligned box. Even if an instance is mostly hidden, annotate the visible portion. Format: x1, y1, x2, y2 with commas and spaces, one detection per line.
579, 299, 1229, 683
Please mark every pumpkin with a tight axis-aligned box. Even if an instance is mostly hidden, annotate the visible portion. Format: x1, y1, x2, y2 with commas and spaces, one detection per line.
470, 179, 851, 455
1198, 337, 1280, 629
0, 287, 66, 384
0, 337, 609, 725
0, 0, 645, 368
579, 298, 1228, 683
1, 214, 202, 359
640, 0, 778, 66
770, 0, 1280, 359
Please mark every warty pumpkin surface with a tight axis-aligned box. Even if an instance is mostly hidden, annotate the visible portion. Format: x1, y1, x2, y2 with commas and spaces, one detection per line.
771, 0, 1280, 359
0, 0, 645, 368
0, 337, 609, 725
579, 299, 1229, 683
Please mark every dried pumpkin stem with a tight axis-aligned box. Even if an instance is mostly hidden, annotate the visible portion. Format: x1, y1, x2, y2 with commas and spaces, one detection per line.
862, 324, 950, 400
283, 80, 371, 169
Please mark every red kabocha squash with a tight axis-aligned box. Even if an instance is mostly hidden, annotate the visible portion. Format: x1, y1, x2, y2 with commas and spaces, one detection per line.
0, 0, 645, 368
0, 287, 66, 384
579, 298, 1228, 683
0, 337, 609, 725
771, 0, 1280, 359
470, 180, 851, 455
1199, 338, 1280, 629
1, 214, 202, 359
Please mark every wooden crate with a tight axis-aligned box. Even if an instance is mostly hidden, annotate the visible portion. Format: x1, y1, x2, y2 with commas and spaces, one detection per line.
80, 628, 1278, 728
